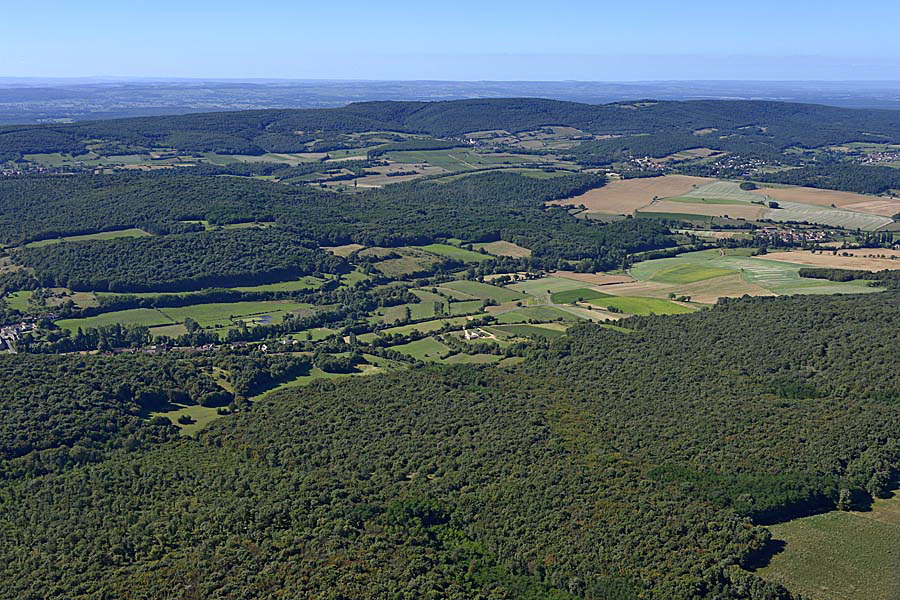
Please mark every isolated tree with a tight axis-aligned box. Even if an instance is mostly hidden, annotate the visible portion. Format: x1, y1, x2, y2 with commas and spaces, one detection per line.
837, 488, 853, 511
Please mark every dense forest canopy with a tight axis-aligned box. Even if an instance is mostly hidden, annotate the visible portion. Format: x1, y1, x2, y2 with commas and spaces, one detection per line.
3, 98, 900, 160
0, 171, 674, 270
17, 229, 347, 292
0, 293, 897, 598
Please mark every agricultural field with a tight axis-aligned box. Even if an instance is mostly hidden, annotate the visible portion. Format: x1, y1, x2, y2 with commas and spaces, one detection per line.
758, 496, 900, 600
415, 243, 492, 262
442, 353, 502, 364
493, 305, 581, 324
751, 183, 900, 216
383, 149, 543, 172
505, 276, 589, 297
158, 300, 313, 328
56, 300, 314, 333
288, 327, 338, 342
548, 175, 711, 214
553, 176, 896, 231
763, 249, 900, 271
489, 323, 569, 339
550, 287, 611, 304
623, 249, 883, 299
231, 276, 327, 292
439, 279, 526, 302
390, 336, 451, 361
56, 308, 174, 331
586, 296, 697, 316
357, 316, 472, 342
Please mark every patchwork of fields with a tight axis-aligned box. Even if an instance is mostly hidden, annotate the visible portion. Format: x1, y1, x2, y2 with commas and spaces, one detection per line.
626, 249, 882, 298
553, 176, 897, 231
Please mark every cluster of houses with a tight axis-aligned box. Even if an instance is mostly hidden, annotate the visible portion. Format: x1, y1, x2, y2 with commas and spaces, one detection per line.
859, 150, 900, 166
755, 226, 832, 245
0, 321, 36, 353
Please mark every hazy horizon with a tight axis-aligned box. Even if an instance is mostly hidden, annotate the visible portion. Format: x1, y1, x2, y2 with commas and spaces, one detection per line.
4, 0, 900, 81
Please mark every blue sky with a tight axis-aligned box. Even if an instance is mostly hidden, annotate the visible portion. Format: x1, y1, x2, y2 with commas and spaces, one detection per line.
4, 0, 900, 80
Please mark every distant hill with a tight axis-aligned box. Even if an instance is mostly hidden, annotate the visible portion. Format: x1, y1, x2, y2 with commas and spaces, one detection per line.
2, 98, 900, 161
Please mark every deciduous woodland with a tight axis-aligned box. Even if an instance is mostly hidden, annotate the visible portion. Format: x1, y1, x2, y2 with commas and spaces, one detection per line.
0, 294, 897, 599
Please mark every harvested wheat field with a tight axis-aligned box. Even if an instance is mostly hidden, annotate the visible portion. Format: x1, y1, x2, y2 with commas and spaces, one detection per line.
661, 273, 776, 304
751, 185, 894, 211
843, 198, 900, 217
551, 271, 635, 286
641, 200, 766, 220
764, 250, 900, 271
549, 175, 711, 214
597, 274, 775, 304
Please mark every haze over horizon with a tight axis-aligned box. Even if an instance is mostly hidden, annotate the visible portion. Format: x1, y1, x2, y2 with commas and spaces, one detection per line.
4, 0, 900, 81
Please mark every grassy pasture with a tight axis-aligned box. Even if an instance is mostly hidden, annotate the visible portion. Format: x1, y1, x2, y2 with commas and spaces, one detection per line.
384, 149, 535, 172
443, 353, 502, 364
494, 305, 580, 324
288, 327, 338, 342
57, 300, 313, 332
644, 263, 738, 284
505, 276, 587, 297
391, 337, 450, 361
449, 300, 485, 315
159, 301, 313, 328
252, 362, 386, 399
5, 290, 33, 312
588, 296, 697, 316
340, 269, 371, 286
417, 243, 492, 262
367, 247, 446, 277
358, 316, 471, 342
550, 287, 611, 304
148, 324, 189, 338
491, 324, 568, 339
440, 280, 526, 302
628, 249, 883, 297
150, 403, 223, 437
25, 228, 152, 248
471, 240, 532, 257
56, 308, 174, 331
231, 276, 326, 293
758, 496, 900, 600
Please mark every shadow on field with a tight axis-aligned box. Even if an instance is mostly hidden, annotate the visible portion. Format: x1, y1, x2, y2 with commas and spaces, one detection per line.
742, 538, 787, 572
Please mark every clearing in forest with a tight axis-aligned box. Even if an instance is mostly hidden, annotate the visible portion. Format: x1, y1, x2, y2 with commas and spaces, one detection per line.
24, 228, 152, 248
758, 495, 900, 600
471, 240, 532, 257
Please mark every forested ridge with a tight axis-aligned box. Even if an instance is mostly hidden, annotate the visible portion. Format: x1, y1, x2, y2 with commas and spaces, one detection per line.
1, 293, 898, 598
3, 98, 900, 161
1, 171, 674, 272
17, 229, 347, 292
